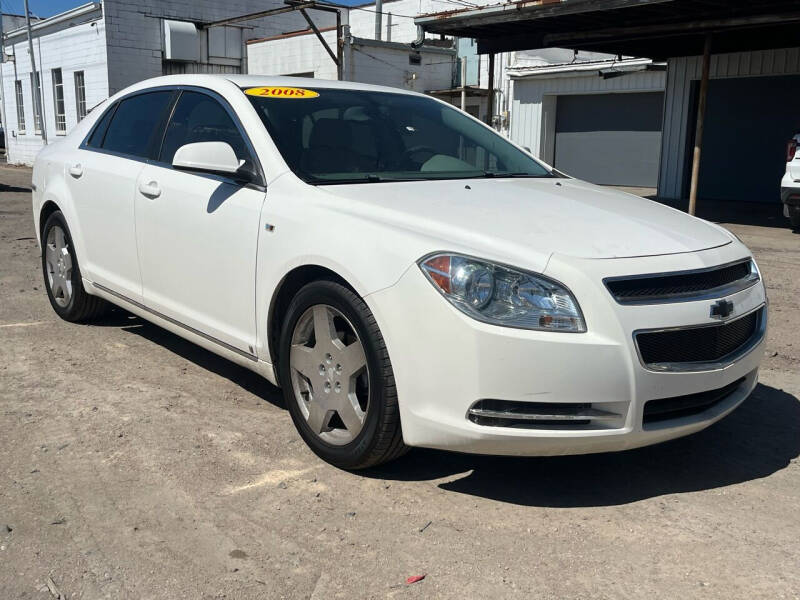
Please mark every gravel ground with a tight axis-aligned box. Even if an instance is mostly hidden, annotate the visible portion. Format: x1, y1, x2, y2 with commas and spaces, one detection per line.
1, 164, 799, 599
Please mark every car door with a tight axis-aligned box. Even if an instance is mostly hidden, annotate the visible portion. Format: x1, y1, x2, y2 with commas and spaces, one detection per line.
135, 89, 266, 357
64, 90, 175, 302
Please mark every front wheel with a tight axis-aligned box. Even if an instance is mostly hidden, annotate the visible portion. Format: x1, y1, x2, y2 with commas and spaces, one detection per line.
278, 280, 406, 469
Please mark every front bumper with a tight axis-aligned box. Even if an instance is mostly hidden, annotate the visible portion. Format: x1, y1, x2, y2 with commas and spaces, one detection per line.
366, 243, 767, 456
781, 173, 800, 221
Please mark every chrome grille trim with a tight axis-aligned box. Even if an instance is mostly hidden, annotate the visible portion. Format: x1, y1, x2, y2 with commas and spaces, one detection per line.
468, 407, 620, 422
604, 258, 759, 305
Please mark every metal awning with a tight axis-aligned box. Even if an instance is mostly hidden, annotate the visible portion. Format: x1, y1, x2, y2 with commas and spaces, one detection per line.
415, 0, 800, 58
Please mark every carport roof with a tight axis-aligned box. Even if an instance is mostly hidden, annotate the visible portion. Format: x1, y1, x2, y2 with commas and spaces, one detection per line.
415, 0, 800, 58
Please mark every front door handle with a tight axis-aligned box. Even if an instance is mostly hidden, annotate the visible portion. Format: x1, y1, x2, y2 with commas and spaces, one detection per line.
68, 164, 83, 178
138, 180, 161, 199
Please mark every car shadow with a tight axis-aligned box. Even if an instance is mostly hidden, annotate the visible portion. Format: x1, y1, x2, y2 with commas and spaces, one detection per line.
89, 308, 284, 409
0, 183, 32, 193
363, 383, 800, 507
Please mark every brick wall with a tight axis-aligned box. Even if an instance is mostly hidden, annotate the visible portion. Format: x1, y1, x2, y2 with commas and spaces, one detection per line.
103, 0, 336, 94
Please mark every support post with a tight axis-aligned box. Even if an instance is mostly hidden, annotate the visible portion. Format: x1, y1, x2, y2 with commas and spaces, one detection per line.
688, 33, 712, 216
24, 0, 46, 144
486, 52, 495, 127
300, 9, 338, 71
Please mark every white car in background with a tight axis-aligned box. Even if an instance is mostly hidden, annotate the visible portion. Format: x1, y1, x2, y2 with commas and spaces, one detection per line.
782, 132, 800, 228
32, 75, 767, 469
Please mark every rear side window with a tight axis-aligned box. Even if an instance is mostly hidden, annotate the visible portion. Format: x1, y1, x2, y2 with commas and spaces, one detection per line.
159, 91, 251, 164
100, 91, 173, 158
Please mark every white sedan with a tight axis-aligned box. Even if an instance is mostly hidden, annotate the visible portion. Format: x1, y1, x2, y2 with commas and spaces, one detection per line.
32, 75, 767, 469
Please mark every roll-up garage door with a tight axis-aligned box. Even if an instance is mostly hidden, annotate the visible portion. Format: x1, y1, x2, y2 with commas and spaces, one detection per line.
554, 92, 664, 187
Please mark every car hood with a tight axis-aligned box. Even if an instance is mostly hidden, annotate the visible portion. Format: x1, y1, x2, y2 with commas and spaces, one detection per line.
316, 177, 731, 263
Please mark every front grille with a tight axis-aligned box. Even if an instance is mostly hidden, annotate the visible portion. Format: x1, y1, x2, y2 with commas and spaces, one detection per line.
605, 259, 756, 304
636, 307, 763, 368
643, 377, 745, 426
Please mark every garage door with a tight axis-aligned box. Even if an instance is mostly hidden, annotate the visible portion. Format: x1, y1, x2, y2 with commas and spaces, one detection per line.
554, 92, 664, 187
695, 74, 800, 203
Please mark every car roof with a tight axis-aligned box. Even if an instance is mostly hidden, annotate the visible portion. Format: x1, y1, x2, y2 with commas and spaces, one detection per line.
122, 74, 424, 98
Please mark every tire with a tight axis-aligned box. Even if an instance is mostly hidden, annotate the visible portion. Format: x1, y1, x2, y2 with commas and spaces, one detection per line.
41, 210, 110, 322
278, 280, 407, 469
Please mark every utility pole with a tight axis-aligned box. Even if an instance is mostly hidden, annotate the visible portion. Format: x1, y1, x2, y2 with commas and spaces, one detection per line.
24, 0, 46, 143
0, 10, 8, 153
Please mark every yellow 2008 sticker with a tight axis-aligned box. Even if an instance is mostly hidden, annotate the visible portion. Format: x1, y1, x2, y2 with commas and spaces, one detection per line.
245, 86, 319, 99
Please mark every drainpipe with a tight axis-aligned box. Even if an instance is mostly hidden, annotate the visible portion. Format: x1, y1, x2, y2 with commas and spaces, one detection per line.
411, 25, 424, 49
386, 13, 392, 43
460, 57, 466, 111
374, 0, 382, 41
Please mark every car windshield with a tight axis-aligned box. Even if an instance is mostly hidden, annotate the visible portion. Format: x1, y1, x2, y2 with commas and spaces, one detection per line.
245, 87, 553, 184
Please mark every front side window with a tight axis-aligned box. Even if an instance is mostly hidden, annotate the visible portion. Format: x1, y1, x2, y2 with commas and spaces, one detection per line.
74, 71, 87, 121
14, 80, 25, 133
100, 91, 173, 158
51, 68, 66, 134
246, 87, 552, 184
159, 91, 251, 165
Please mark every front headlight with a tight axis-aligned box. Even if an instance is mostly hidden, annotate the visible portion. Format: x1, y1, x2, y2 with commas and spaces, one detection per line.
419, 253, 586, 332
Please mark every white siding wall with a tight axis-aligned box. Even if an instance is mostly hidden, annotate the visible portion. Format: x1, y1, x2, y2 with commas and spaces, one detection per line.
346, 41, 454, 92
247, 30, 340, 81
510, 68, 665, 164
659, 47, 800, 199
1, 20, 109, 165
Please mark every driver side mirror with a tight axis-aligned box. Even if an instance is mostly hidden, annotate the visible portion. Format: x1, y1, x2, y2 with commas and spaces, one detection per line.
172, 141, 246, 178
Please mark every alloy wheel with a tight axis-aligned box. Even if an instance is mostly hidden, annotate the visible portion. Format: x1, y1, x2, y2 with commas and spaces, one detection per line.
45, 225, 73, 308
289, 304, 369, 445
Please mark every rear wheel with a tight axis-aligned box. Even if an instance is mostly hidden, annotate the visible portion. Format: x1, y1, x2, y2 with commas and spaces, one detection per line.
278, 280, 406, 469
41, 211, 109, 322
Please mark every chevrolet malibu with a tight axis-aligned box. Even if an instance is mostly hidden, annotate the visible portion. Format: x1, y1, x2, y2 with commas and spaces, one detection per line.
32, 75, 767, 469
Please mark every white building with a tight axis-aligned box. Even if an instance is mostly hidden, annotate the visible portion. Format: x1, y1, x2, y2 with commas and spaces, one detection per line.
0, 0, 335, 165
246, 26, 456, 96
0, 0, 669, 188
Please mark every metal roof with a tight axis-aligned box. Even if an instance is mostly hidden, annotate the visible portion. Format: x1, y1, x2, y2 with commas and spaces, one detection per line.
415, 0, 800, 58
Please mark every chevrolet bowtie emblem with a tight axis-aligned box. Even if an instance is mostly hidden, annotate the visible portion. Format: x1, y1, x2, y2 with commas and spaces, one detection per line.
710, 299, 734, 320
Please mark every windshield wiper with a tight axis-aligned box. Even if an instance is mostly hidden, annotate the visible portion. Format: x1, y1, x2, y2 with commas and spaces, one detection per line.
479, 172, 551, 178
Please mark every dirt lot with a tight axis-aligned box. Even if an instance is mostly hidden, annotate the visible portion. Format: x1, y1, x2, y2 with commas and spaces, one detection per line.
1, 164, 799, 599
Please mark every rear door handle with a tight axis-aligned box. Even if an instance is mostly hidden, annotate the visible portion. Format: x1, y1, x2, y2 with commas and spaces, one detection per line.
68, 164, 83, 178
138, 180, 161, 199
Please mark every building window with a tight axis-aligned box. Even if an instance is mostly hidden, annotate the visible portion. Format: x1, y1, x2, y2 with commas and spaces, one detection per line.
30, 72, 42, 134
52, 68, 66, 134
74, 71, 87, 121
14, 80, 25, 133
